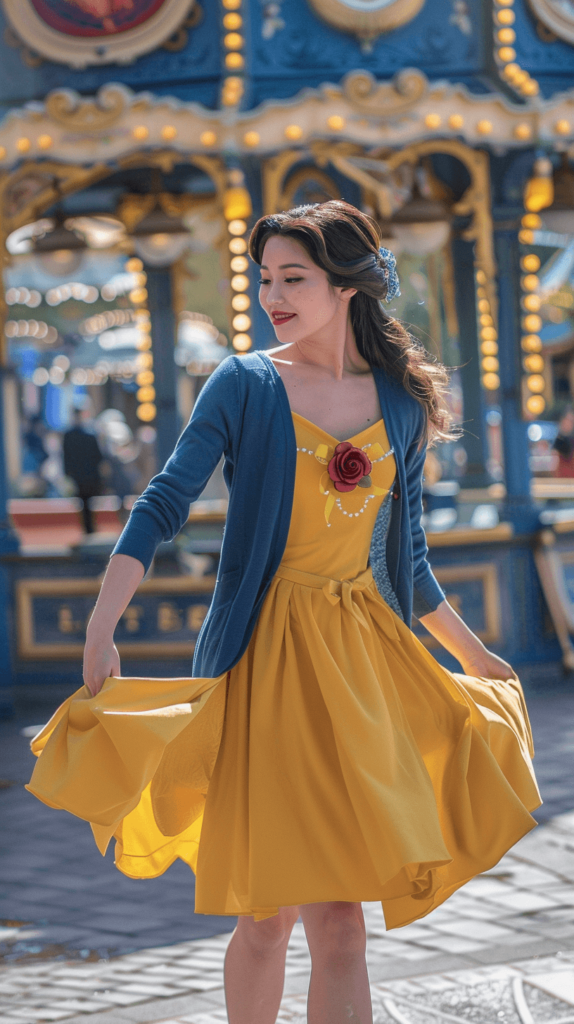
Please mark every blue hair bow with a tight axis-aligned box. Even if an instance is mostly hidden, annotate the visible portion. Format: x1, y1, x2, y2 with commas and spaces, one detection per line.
379, 246, 400, 302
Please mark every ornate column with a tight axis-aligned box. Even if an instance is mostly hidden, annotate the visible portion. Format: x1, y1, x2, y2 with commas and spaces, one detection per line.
494, 226, 538, 531
0, 186, 19, 711
451, 236, 490, 487
146, 266, 179, 472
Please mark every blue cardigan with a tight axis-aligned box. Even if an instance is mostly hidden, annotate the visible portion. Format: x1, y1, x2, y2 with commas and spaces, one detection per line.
113, 351, 445, 676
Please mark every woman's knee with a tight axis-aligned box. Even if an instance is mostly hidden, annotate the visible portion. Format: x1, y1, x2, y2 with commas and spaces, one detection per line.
235, 908, 297, 957
304, 903, 366, 963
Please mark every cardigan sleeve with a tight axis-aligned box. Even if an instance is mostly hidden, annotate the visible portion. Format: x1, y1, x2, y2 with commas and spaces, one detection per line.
405, 409, 446, 618
112, 356, 240, 573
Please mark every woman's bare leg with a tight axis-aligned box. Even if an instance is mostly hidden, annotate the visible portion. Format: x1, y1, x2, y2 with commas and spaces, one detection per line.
224, 906, 299, 1024
300, 902, 372, 1024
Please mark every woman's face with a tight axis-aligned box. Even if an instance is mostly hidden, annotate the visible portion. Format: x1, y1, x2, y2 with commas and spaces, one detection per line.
258, 235, 354, 344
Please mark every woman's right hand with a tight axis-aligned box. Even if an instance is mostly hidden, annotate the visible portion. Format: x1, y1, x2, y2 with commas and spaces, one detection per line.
83, 628, 121, 696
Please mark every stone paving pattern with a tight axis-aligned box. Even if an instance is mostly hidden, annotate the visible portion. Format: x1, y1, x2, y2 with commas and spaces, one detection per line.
0, 717, 234, 961
5, 855, 574, 1024
185, 957, 574, 1023
2, 690, 574, 1022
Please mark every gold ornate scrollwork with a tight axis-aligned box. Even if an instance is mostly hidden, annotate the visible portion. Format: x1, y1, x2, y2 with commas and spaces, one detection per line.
527, 0, 574, 45
385, 140, 498, 325
263, 151, 307, 219
0, 160, 111, 363
307, 0, 426, 45
282, 166, 341, 208
311, 142, 395, 218
262, 137, 497, 329
45, 85, 130, 133
116, 151, 227, 197
163, 1, 203, 51
0, 151, 229, 365
342, 68, 427, 117
1, 162, 110, 231
117, 192, 199, 233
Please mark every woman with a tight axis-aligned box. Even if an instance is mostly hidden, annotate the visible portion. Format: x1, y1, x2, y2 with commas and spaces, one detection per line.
28, 201, 540, 1024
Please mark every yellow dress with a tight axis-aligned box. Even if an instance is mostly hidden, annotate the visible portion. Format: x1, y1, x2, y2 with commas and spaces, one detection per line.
27, 413, 541, 930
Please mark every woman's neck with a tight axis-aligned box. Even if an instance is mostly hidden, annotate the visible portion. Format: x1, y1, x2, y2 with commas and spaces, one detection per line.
281, 319, 370, 380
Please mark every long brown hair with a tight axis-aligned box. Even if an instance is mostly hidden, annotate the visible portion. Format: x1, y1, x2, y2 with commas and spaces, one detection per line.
249, 199, 456, 446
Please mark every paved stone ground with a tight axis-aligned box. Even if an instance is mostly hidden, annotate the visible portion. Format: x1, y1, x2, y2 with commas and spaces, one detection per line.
0, 717, 234, 961
5, 809, 574, 1023
2, 691, 574, 1022
189, 957, 574, 1023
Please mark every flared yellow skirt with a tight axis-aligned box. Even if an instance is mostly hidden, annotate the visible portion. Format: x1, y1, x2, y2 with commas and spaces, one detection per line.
27, 565, 540, 929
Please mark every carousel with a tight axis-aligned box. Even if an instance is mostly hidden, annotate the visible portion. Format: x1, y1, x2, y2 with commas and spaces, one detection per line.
2, 0, 574, 712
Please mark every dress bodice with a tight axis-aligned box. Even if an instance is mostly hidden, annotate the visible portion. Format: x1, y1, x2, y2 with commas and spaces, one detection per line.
282, 413, 396, 580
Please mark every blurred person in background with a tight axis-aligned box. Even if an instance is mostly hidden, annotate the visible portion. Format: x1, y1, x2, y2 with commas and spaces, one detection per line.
553, 407, 574, 478
22, 415, 48, 480
63, 408, 103, 534
99, 414, 141, 527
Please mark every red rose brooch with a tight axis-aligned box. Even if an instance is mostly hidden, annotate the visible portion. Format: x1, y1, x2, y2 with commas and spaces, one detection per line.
327, 442, 372, 492
315, 439, 390, 525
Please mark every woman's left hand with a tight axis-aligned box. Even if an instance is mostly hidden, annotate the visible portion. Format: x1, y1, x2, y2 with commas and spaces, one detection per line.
419, 601, 516, 682
459, 648, 515, 681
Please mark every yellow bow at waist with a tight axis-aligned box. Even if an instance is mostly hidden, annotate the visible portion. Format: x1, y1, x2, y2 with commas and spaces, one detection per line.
274, 564, 400, 640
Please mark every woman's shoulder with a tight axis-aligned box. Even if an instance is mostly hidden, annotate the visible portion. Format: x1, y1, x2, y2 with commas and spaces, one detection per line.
204, 352, 266, 387
218, 350, 283, 387
200, 352, 279, 410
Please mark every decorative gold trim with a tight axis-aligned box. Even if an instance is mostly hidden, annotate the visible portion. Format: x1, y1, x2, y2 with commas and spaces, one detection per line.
553, 519, 574, 534
532, 478, 574, 501
387, 140, 498, 326
1, 160, 112, 233
162, 1, 203, 51
0, 150, 227, 364
282, 166, 341, 208
527, 0, 574, 45
307, 0, 425, 42
310, 141, 395, 218
2, 0, 197, 69
341, 68, 427, 117
263, 138, 498, 331
419, 562, 501, 649
0, 79, 573, 174
45, 85, 129, 133
16, 576, 216, 660
426, 523, 514, 547
0, 160, 112, 363
262, 151, 306, 222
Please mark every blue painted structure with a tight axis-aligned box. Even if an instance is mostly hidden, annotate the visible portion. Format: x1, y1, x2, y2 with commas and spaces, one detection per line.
1, 0, 574, 711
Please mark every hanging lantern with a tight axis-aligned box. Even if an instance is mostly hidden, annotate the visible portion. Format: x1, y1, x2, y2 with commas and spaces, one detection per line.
130, 205, 191, 266
123, 169, 192, 267
391, 182, 450, 256
523, 156, 554, 214
33, 211, 87, 276
223, 186, 252, 221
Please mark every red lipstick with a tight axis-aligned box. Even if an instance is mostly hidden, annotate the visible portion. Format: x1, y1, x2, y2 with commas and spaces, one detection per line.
271, 311, 296, 326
